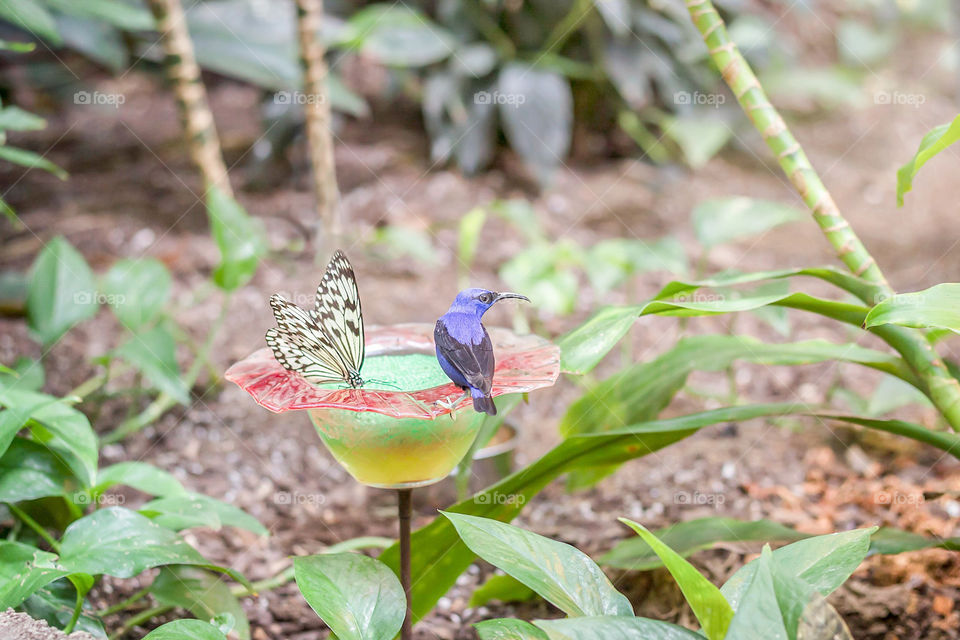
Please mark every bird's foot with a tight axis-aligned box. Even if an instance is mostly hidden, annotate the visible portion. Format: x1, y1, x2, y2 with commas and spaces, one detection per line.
435, 390, 469, 413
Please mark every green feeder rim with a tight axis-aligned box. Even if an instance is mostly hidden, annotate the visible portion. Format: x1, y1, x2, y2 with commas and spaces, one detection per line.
225, 323, 560, 419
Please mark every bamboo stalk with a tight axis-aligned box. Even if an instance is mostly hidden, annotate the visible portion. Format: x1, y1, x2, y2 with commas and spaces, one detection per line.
146, 0, 232, 196
295, 0, 341, 241
684, 0, 960, 431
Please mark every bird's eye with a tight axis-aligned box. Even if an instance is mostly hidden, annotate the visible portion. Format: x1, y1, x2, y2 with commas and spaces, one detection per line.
479, 293, 491, 304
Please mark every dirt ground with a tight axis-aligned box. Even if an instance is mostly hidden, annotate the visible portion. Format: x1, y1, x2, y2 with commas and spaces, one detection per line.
2, 11, 960, 640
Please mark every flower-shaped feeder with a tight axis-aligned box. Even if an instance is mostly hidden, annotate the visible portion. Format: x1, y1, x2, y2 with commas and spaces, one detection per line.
226, 322, 560, 638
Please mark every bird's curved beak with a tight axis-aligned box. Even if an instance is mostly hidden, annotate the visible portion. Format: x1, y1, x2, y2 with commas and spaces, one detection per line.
494, 292, 530, 303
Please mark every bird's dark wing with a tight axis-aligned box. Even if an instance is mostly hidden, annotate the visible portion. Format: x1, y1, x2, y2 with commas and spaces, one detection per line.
434, 320, 494, 394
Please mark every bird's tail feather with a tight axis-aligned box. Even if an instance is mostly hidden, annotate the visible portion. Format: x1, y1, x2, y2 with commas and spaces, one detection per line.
471, 389, 497, 415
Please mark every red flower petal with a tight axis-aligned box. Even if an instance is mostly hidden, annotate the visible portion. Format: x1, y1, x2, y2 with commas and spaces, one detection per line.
225, 323, 560, 419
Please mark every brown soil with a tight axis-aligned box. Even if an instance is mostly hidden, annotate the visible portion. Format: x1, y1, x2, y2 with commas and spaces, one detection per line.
0, 610, 97, 640
2, 10, 960, 640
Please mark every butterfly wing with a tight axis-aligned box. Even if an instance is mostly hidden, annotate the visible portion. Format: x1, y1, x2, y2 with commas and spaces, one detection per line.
267, 294, 350, 384
311, 250, 364, 376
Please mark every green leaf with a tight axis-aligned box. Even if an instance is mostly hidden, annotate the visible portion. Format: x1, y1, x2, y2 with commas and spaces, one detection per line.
139, 493, 268, 536
294, 553, 405, 640
0, 144, 67, 179
723, 547, 788, 640
341, 5, 453, 67
499, 241, 583, 316
444, 512, 632, 617
0, 389, 98, 487
20, 578, 105, 638
869, 527, 960, 555
0, 0, 61, 44
0, 106, 46, 131
0, 437, 74, 502
206, 187, 266, 291
812, 414, 960, 456
585, 237, 688, 293
59, 507, 244, 582
601, 517, 809, 570
692, 197, 804, 249
897, 114, 960, 205
115, 326, 189, 405
102, 258, 172, 329
457, 207, 487, 280
534, 616, 708, 640
44, 0, 154, 31
0, 542, 68, 609
498, 63, 573, 182
143, 620, 227, 640
0, 356, 44, 392
866, 375, 931, 416
475, 619, 549, 640
470, 573, 537, 607
721, 528, 875, 611
26, 237, 98, 346
150, 566, 249, 640
618, 519, 733, 640
380, 403, 802, 620
663, 113, 731, 169
0, 38, 36, 52
865, 283, 960, 333
93, 461, 186, 498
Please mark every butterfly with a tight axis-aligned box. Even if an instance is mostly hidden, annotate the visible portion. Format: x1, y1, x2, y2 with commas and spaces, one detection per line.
266, 250, 365, 388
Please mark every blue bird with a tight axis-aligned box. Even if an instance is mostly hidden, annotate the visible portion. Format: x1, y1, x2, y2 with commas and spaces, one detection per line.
435, 288, 530, 415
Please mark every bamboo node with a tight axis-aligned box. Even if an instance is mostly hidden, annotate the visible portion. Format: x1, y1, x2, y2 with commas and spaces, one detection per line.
709, 42, 736, 55
854, 257, 875, 276
778, 143, 800, 160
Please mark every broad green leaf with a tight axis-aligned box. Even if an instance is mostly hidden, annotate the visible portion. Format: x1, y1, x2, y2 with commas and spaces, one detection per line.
498, 63, 573, 182
836, 19, 896, 67
0, 145, 67, 179
866, 375, 931, 416
869, 527, 960, 555
0, 106, 46, 131
20, 578, 105, 638
102, 258, 172, 329
0, 542, 68, 609
723, 547, 788, 640
44, 0, 154, 31
457, 207, 487, 280
499, 240, 583, 316
619, 519, 733, 640
0, 356, 44, 392
897, 114, 960, 205
475, 619, 549, 640
151, 567, 249, 640
341, 5, 453, 67
59, 508, 242, 582
692, 197, 804, 248
26, 237, 98, 346
444, 512, 632, 617
558, 266, 879, 374
561, 335, 907, 440
601, 518, 809, 570
0, 391, 60, 459
380, 403, 803, 620
294, 553, 405, 640
586, 237, 688, 293
0, 389, 98, 487
470, 573, 537, 607
0, 437, 73, 502
534, 616, 707, 640
663, 114, 731, 169
93, 461, 185, 497
721, 528, 875, 611
143, 620, 227, 640
865, 283, 960, 333
0, 0, 61, 43
206, 187, 266, 291
56, 13, 127, 72
139, 493, 268, 535
115, 326, 189, 405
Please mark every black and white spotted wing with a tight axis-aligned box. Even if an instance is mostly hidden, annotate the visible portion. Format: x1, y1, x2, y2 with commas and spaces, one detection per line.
265, 251, 364, 387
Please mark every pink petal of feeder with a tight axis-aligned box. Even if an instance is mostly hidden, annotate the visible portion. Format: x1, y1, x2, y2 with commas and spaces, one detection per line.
226, 323, 560, 488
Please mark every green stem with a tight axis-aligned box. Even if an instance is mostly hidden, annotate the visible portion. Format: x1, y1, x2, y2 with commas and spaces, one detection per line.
685, 0, 960, 432
8, 504, 60, 552
230, 566, 295, 596
543, 0, 593, 56
63, 587, 83, 634
814, 414, 960, 456
68, 370, 109, 401
462, 0, 514, 59
108, 605, 173, 640
101, 294, 232, 444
